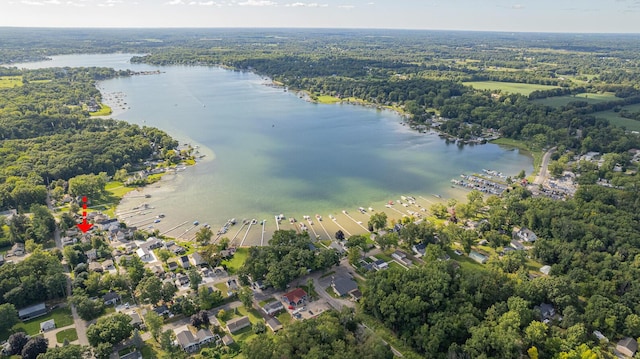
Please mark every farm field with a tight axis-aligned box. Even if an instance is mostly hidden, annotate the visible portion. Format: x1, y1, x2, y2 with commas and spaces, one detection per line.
534, 92, 619, 107
463, 81, 559, 95
0, 76, 22, 88
594, 103, 640, 132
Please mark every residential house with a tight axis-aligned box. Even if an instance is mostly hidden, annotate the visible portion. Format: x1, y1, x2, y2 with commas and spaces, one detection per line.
373, 259, 388, 271
220, 247, 236, 259
263, 301, 285, 316
329, 241, 345, 255
540, 265, 551, 275
102, 259, 115, 271
190, 252, 206, 267
142, 237, 164, 250
221, 335, 235, 346
411, 243, 426, 257
153, 305, 170, 316
61, 237, 77, 247
469, 251, 488, 264
200, 268, 212, 277
282, 288, 307, 306
150, 265, 165, 277
168, 244, 186, 255
535, 303, 556, 322
96, 218, 119, 231
392, 250, 407, 261
266, 317, 283, 332
179, 255, 190, 269
18, 302, 47, 321
349, 289, 362, 301
514, 227, 538, 242
616, 337, 638, 358
136, 247, 152, 261
226, 279, 239, 291
167, 261, 178, 271
128, 311, 143, 329
195, 328, 216, 346
176, 330, 199, 353
40, 319, 55, 332
89, 262, 104, 272
103, 291, 120, 306
176, 273, 189, 287
332, 277, 358, 297
510, 240, 526, 251
226, 316, 251, 333
10, 243, 25, 257
85, 249, 98, 261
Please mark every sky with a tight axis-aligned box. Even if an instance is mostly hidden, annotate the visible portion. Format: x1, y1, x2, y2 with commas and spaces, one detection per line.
1, 0, 640, 33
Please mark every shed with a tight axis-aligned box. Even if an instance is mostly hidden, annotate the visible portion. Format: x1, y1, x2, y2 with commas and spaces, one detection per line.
266, 317, 283, 332
226, 316, 251, 333
221, 334, 235, 346
616, 337, 637, 358
469, 251, 488, 264
40, 319, 55, 332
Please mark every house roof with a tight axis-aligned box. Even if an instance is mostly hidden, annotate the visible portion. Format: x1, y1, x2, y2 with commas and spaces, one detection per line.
283, 288, 307, 304
617, 337, 638, 354
222, 334, 234, 345
226, 316, 251, 333
177, 330, 196, 348
103, 291, 120, 302
191, 252, 205, 266
393, 250, 407, 258
129, 312, 142, 325
196, 328, 214, 342
332, 277, 358, 296
263, 301, 284, 313
266, 317, 283, 331
40, 319, 55, 330
18, 302, 46, 317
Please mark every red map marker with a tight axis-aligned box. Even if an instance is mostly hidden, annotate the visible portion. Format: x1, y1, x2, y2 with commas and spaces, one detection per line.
77, 196, 93, 233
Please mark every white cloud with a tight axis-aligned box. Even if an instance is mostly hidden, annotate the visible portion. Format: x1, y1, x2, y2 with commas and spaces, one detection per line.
43, 0, 61, 4
166, 0, 184, 4
238, 0, 277, 6
285, 2, 327, 7
337, 4, 354, 9
367, 1, 374, 4
21, 0, 44, 5
511, 4, 524, 9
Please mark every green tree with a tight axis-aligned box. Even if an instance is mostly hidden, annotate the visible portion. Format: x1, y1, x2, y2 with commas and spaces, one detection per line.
68, 173, 108, 199
21, 336, 48, 359
144, 310, 164, 340
195, 227, 213, 246
347, 246, 361, 266
86, 313, 133, 347
187, 267, 202, 291
368, 212, 388, 231
0, 303, 19, 333
238, 286, 254, 308
35, 344, 90, 359
136, 276, 163, 305
93, 342, 113, 359
156, 249, 172, 263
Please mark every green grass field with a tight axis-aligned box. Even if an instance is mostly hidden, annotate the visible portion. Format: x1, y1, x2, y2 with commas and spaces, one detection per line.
55, 328, 78, 343
10, 307, 74, 337
221, 247, 249, 274
89, 103, 112, 116
0, 76, 23, 88
534, 92, 618, 107
316, 95, 342, 104
463, 81, 559, 95
593, 104, 640, 132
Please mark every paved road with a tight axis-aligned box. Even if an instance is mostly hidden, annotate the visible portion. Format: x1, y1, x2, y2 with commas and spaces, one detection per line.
534, 147, 557, 185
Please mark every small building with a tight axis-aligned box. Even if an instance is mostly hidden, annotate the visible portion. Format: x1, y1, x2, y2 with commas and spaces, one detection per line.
136, 247, 152, 261
266, 317, 283, 332
540, 265, 551, 275
329, 242, 345, 255
180, 255, 190, 269
212, 266, 227, 277
411, 243, 426, 257
196, 328, 215, 346
167, 261, 178, 271
102, 259, 115, 271
190, 252, 206, 267
176, 273, 189, 286
88, 262, 104, 272
221, 334, 235, 346
469, 251, 488, 264
510, 240, 526, 251
103, 291, 120, 306
535, 303, 555, 321
262, 301, 285, 316
373, 259, 388, 271
226, 316, 251, 333
18, 302, 47, 321
349, 289, 362, 301
282, 288, 307, 306
392, 250, 407, 261
153, 305, 170, 316
129, 312, 143, 329
514, 227, 538, 242
616, 337, 638, 358
40, 319, 55, 332
226, 279, 239, 291
11, 243, 25, 257
332, 277, 358, 297
61, 237, 77, 247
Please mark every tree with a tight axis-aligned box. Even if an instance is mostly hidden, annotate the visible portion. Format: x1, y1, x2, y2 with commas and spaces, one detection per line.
94, 342, 113, 359
368, 212, 388, 231
38, 345, 90, 359
68, 173, 107, 199
187, 267, 202, 291
144, 310, 164, 340
217, 309, 226, 320
238, 286, 254, 308
136, 276, 163, 305
195, 227, 213, 246
254, 320, 266, 334
197, 286, 224, 310
21, 336, 48, 359
190, 310, 210, 328
347, 246, 361, 266
161, 281, 178, 302
131, 329, 143, 350
159, 330, 180, 357
87, 313, 133, 346
7, 332, 29, 355
335, 230, 345, 240
70, 292, 105, 321
0, 303, 19, 333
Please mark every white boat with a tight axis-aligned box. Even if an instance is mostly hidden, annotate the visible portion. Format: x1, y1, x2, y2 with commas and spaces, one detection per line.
315, 214, 322, 221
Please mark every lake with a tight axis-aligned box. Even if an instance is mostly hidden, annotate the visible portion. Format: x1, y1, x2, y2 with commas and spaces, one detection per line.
14, 54, 533, 244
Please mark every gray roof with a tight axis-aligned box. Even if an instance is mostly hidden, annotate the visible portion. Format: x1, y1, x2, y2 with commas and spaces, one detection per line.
226, 316, 251, 333
177, 331, 196, 348
332, 277, 358, 296
266, 317, 283, 331
263, 301, 284, 313
18, 302, 46, 317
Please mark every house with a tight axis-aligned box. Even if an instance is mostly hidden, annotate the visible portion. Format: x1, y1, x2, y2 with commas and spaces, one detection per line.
226, 316, 251, 333
179, 255, 190, 269
266, 317, 283, 332
535, 303, 555, 321
469, 251, 488, 264
167, 261, 178, 271
540, 265, 551, 275
411, 243, 426, 257
85, 249, 97, 261
221, 334, 235, 346
392, 250, 407, 261
616, 337, 638, 358
150, 265, 165, 276
102, 259, 115, 271
142, 237, 164, 250
212, 266, 227, 277
11, 243, 25, 256
195, 328, 216, 346
168, 244, 186, 255
18, 302, 47, 321
128, 312, 143, 329
176, 273, 189, 286
176, 330, 198, 353
89, 261, 103, 272
514, 227, 538, 242
220, 247, 236, 259
282, 288, 307, 306
136, 247, 152, 261
263, 301, 285, 316
190, 252, 206, 267
201, 267, 212, 277
349, 289, 362, 301
103, 291, 120, 306
40, 319, 55, 332
61, 237, 77, 247
153, 305, 170, 316
510, 240, 526, 251
226, 279, 239, 291
329, 241, 345, 255
96, 218, 119, 231
332, 277, 358, 297
373, 259, 388, 271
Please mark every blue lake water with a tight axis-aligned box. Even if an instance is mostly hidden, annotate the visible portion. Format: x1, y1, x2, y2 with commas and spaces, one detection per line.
13, 54, 533, 241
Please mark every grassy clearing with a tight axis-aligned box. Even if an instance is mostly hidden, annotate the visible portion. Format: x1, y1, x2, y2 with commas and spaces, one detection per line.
221, 247, 249, 275
89, 103, 112, 116
55, 328, 78, 343
12, 307, 74, 336
593, 103, 640, 132
0, 76, 23, 88
258, 298, 276, 306
276, 311, 292, 325
463, 81, 559, 96
358, 313, 423, 359
141, 338, 166, 359
316, 95, 342, 104
533, 92, 618, 107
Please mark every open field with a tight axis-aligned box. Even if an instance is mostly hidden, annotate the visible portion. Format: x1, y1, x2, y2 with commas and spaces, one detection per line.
221, 247, 249, 274
0, 76, 23, 88
463, 81, 559, 95
8, 307, 74, 337
89, 103, 112, 116
315, 95, 342, 104
594, 103, 640, 132
534, 92, 618, 107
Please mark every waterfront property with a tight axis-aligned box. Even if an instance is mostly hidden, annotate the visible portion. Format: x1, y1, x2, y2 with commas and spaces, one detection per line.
226, 316, 251, 334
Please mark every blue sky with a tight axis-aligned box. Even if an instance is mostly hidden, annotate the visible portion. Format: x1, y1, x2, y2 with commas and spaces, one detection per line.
2, 0, 640, 32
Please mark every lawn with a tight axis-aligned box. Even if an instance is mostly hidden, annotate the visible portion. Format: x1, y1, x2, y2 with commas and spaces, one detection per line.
463, 81, 559, 96
221, 247, 249, 274
388, 261, 407, 271
55, 328, 78, 343
324, 286, 339, 299
236, 305, 263, 325
89, 103, 112, 116
316, 95, 342, 104
276, 311, 292, 325
0, 76, 23, 88
533, 92, 618, 107
141, 338, 167, 359
12, 307, 74, 336
374, 252, 392, 262
258, 298, 276, 306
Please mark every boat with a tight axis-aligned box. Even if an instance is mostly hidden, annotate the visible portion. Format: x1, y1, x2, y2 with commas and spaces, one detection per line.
193, 220, 199, 225
342, 210, 348, 214
368, 207, 374, 212
329, 214, 335, 220
145, 194, 151, 198
432, 194, 442, 198
251, 219, 257, 225
229, 218, 237, 225
315, 214, 322, 221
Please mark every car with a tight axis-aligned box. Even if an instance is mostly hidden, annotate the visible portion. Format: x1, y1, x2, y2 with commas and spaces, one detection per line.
124, 303, 130, 309
288, 305, 294, 310
454, 250, 463, 256
309, 310, 314, 315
